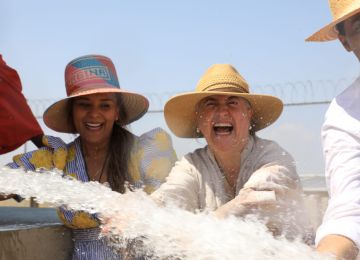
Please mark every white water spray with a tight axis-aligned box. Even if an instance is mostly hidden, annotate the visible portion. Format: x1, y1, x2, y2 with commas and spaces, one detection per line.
0, 168, 332, 259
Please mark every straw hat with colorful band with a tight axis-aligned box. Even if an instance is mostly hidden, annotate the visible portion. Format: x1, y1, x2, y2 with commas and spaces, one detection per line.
43, 54, 149, 133
306, 0, 360, 42
164, 64, 283, 138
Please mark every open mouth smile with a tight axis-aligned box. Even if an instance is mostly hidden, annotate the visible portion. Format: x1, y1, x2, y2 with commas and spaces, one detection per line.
85, 122, 103, 130
213, 123, 233, 135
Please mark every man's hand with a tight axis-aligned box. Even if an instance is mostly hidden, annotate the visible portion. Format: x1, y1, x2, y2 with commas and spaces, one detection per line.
317, 234, 359, 260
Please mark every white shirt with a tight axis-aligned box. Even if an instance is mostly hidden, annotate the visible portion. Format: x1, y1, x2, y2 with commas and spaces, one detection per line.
316, 76, 360, 247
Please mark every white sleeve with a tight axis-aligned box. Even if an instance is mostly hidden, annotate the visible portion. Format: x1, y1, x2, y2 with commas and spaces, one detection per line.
243, 140, 301, 196
151, 155, 200, 212
316, 99, 360, 247
242, 139, 309, 239
131, 127, 177, 193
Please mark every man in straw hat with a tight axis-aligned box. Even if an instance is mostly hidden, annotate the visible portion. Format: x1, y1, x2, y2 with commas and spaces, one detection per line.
1, 54, 177, 259
307, 0, 360, 259
151, 64, 311, 241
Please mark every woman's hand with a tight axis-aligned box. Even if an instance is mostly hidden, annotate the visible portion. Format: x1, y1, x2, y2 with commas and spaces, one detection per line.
213, 188, 277, 219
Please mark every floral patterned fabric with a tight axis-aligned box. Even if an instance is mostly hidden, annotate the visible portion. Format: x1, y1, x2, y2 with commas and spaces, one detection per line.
7, 127, 177, 229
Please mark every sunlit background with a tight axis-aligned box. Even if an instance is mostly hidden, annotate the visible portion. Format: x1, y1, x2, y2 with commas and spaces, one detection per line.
1, 1, 359, 183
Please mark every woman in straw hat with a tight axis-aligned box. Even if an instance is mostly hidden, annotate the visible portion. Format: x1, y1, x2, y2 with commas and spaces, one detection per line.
1, 54, 177, 259
151, 64, 310, 240
307, 0, 360, 259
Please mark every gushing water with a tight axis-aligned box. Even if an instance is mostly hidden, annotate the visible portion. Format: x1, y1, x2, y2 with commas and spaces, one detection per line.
0, 167, 331, 260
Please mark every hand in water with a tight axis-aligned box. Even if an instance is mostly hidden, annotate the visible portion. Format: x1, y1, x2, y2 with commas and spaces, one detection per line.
214, 188, 274, 219
99, 210, 138, 237
227, 188, 279, 217
236, 188, 277, 205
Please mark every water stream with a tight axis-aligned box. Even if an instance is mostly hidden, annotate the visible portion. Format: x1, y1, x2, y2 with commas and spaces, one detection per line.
0, 167, 332, 259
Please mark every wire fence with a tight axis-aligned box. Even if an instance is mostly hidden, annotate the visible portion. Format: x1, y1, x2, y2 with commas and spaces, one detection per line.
28, 77, 353, 117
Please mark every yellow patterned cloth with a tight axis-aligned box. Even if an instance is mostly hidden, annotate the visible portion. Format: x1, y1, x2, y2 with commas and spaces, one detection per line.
8, 127, 177, 229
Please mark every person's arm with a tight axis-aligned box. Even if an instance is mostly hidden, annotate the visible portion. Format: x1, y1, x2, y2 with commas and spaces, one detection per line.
131, 127, 177, 194
31, 134, 44, 148
0, 55, 43, 154
215, 140, 307, 240
213, 165, 299, 219
150, 155, 199, 212
215, 139, 301, 219
213, 188, 277, 219
315, 101, 360, 258
317, 234, 358, 260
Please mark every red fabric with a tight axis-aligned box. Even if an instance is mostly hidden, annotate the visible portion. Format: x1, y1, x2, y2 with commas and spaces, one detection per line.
0, 55, 43, 154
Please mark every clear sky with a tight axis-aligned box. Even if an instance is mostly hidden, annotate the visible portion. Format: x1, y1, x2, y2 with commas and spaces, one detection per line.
1, 0, 359, 175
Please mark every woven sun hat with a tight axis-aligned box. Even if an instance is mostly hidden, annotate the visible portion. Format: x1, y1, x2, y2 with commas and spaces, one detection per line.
43, 54, 149, 133
164, 64, 283, 138
306, 0, 360, 41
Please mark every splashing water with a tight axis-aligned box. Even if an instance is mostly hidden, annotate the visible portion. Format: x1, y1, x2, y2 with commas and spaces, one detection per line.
0, 167, 331, 260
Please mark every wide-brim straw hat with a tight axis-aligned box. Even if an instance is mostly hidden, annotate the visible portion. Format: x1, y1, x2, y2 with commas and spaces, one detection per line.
164, 64, 283, 138
44, 55, 149, 133
306, 0, 360, 41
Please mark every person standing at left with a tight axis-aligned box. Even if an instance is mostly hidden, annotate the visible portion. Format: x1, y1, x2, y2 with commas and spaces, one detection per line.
0, 55, 43, 154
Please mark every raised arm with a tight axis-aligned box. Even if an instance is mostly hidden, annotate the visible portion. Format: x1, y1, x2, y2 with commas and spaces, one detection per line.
215, 139, 307, 239
316, 98, 360, 259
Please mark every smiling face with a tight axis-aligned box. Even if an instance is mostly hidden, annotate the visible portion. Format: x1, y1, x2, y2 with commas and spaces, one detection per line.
72, 93, 119, 147
338, 13, 360, 61
197, 95, 253, 154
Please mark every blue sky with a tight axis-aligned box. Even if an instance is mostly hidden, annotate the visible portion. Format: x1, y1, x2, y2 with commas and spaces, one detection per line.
1, 1, 359, 175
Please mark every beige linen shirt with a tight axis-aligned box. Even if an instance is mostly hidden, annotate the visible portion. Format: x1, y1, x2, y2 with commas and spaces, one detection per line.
152, 135, 301, 211
151, 135, 309, 239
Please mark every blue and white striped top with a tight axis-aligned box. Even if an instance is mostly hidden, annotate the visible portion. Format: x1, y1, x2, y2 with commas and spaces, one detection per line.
8, 127, 177, 259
